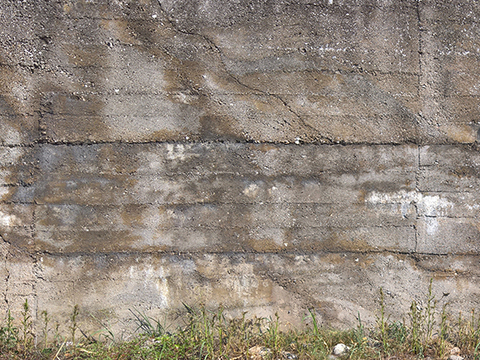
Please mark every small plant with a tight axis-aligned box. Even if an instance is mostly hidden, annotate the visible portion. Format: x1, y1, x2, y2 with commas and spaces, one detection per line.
200, 305, 215, 358
438, 302, 450, 358
388, 320, 408, 345
409, 299, 423, 355
307, 308, 320, 339
350, 312, 367, 357
455, 308, 480, 354
376, 287, 390, 354
0, 309, 18, 350
70, 304, 80, 352
129, 307, 166, 338
41, 310, 50, 350
90, 313, 116, 345
20, 299, 33, 352
214, 306, 227, 356
475, 342, 480, 360
266, 312, 281, 353
305, 308, 328, 357
53, 320, 63, 347
424, 278, 437, 345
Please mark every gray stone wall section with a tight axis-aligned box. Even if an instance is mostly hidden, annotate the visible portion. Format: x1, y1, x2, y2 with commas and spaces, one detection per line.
1, 0, 480, 332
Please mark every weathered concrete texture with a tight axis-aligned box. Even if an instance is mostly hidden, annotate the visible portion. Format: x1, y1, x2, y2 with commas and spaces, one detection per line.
1, 144, 417, 255
420, 0, 480, 143
416, 145, 480, 254
2, 0, 479, 145
30, 252, 480, 333
1, 141, 480, 333
1, 0, 480, 335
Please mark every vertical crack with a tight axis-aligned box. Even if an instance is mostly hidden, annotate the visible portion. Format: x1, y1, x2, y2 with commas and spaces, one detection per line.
414, 0, 423, 254
413, 145, 421, 254
4, 269, 9, 308
416, 0, 423, 99
0, 234, 10, 307
31, 205, 39, 329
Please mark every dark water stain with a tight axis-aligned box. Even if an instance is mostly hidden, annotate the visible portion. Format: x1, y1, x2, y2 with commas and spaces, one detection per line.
199, 115, 243, 142
449, 166, 480, 179
115, 9, 250, 143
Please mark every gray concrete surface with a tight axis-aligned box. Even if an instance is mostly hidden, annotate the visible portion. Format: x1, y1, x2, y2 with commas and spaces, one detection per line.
1, 0, 480, 335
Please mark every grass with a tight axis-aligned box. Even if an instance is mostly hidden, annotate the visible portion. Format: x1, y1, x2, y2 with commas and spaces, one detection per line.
1, 281, 480, 359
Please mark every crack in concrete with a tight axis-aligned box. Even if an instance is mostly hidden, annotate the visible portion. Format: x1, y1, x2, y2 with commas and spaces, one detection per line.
33, 248, 438, 259
21, 54, 421, 79
228, 73, 335, 144
414, 145, 421, 253
416, 0, 424, 100
20, 138, 430, 147
0, 234, 10, 307
410, 254, 470, 276
155, 0, 335, 145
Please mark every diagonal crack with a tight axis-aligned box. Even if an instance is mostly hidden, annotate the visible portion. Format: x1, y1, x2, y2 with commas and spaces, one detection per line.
156, 0, 334, 144
155, 0, 220, 53
226, 73, 335, 144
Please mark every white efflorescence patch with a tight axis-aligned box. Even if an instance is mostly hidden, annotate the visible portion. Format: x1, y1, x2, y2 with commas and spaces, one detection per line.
165, 144, 200, 162
366, 189, 418, 204
466, 204, 480, 211
366, 190, 453, 216
166, 143, 186, 160
128, 264, 169, 308
243, 183, 260, 198
366, 190, 455, 235
419, 194, 454, 217
0, 211, 17, 227
425, 217, 439, 236
0, 123, 22, 145
0, 188, 10, 202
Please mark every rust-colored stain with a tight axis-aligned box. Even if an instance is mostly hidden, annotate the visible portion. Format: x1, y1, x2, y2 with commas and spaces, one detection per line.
251, 143, 278, 153
444, 125, 476, 144
449, 166, 478, 179
120, 205, 148, 228
64, 44, 109, 68
246, 237, 285, 253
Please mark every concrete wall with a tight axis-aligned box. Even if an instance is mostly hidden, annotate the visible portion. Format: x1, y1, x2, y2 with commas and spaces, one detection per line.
1, 0, 480, 333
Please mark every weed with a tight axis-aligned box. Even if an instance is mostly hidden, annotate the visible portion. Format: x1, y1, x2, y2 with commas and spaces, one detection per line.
438, 302, 450, 358
70, 304, 80, 354
376, 287, 389, 354
475, 342, 480, 360
1, 280, 480, 359
90, 313, 116, 345
129, 308, 166, 338
199, 305, 214, 358
350, 312, 367, 358
214, 306, 227, 356
305, 308, 327, 357
53, 320, 63, 347
20, 299, 33, 352
0, 309, 18, 350
266, 312, 281, 353
41, 310, 50, 350
409, 299, 423, 355
455, 308, 480, 355
424, 278, 437, 346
